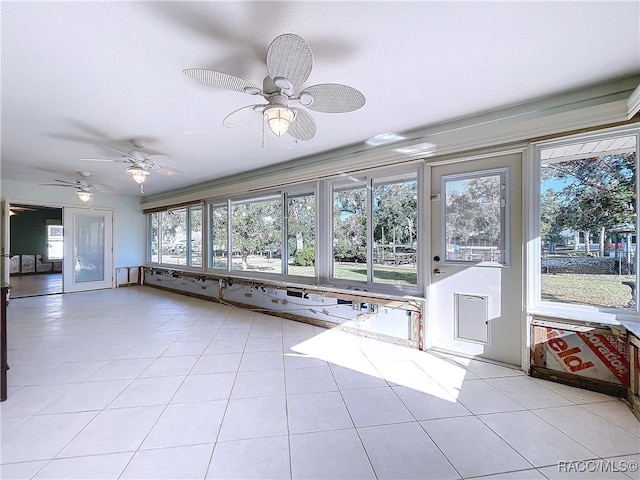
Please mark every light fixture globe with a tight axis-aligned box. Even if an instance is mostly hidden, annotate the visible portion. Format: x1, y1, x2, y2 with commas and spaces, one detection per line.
126, 166, 150, 185
76, 191, 93, 202
264, 106, 295, 137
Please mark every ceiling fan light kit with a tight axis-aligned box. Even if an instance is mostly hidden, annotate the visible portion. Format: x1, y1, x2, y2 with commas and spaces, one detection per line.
76, 191, 93, 202
183, 33, 365, 141
264, 105, 295, 136
126, 166, 151, 193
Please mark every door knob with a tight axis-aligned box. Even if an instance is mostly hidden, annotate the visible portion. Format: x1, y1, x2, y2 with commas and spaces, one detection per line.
433, 268, 441, 275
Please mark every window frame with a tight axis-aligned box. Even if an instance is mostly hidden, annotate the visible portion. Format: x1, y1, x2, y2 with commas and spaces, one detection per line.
440, 168, 510, 267
528, 127, 640, 322
327, 165, 422, 295
145, 164, 422, 297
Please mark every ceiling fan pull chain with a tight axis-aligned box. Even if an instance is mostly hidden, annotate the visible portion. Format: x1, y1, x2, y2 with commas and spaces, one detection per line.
261, 114, 266, 150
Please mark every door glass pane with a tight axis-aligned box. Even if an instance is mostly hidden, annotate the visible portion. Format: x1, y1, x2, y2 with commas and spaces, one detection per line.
74, 214, 105, 283
540, 136, 637, 309
210, 204, 228, 270
189, 206, 202, 267
287, 193, 315, 277
333, 185, 367, 281
444, 172, 505, 264
373, 176, 417, 286
231, 198, 282, 273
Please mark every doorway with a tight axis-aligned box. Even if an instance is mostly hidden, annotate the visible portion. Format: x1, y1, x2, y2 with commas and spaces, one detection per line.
8, 204, 63, 298
428, 152, 523, 366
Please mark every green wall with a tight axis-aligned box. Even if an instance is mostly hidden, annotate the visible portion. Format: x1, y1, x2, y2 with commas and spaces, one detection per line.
10, 207, 62, 256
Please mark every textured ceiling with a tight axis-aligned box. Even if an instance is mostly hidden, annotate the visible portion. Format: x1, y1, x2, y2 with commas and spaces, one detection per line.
1, 1, 639, 198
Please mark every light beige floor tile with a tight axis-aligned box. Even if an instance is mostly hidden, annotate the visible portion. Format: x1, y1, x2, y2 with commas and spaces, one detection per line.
139, 355, 199, 377
0, 460, 47, 480
218, 396, 288, 441
107, 375, 184, 408
171, 372, 235, 403
479, 410, 596, 467
582, 400, 640, 437
231, 369, 285, 398
56, 405, 164, 457
455, 380, 526, 415
392, 383, 472, 420
191, 353, 242, 374
85, 357, 154, 381
285, 365, 338, 395
207, 436, 290, 479
486, 376, 575, 410
287, 391, 353, 434
33, 452, 133, 479
1, 411, 98, 463
533, 405, 640, 457
341, 386, 414, 427
290, 429, 376, 479
121, 444, 214, 479
421, 416, 533, 478
39, 379, 131, 414
141, 400, 226, 449
239, 351, 284, 372
358, 422, 460, 479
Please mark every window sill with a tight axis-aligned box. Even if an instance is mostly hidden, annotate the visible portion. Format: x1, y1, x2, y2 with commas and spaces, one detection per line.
528, 302, 639, 329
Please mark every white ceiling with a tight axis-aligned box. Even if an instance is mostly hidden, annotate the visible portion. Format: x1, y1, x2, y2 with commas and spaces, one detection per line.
2, 1, 639, 198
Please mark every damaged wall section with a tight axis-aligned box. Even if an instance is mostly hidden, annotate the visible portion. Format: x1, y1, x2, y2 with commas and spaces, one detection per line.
143, 267, 424, 348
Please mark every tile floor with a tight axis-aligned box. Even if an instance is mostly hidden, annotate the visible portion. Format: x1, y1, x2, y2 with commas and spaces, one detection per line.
1, 286, 638, 480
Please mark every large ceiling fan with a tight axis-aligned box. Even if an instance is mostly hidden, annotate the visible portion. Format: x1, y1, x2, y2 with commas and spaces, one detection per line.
40, 172, 113, 202
80, 139, 185, 193
183, 33, 366, 141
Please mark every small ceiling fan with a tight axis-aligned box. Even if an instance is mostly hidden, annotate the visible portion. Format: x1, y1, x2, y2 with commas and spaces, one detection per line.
183, 33, 366, 141
40, 172, 113, 202
80, 139, 185, 193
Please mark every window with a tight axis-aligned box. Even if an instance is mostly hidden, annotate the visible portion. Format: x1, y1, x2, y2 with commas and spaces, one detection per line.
149, 212, 159, 263
443, 170, 507, 265
146, 166, 421, 294
46, 225, 63, 261
209, 203, 228, 270
373, 174, 418, 286
330, 167, 421, 291
537, 133, 638, 311
147, 205, 202, 267
231, 196, 282, 273
333, 182, 367, 281
286, 192, 315, 277
189, 205, 202, 267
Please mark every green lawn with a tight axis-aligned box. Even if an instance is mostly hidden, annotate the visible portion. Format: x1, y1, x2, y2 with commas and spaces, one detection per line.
541, 273, 634, 309
235, 256, 417, 286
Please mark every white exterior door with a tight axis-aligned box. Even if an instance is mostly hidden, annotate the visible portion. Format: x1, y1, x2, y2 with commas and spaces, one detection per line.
63, 208, 113, 293
429, 153, 523, 366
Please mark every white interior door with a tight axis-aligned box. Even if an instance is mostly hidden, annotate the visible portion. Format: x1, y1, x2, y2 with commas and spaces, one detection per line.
429, 153, 523, 366
63, 208, 113, 293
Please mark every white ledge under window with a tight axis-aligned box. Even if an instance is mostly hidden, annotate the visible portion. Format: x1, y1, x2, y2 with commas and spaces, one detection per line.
528, 303, 638, 330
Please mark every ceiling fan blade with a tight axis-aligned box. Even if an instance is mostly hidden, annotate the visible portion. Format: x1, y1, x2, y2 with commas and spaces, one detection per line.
266, 34, 313, 89
223, 105, 262, 128
101, 145, 132, 157
302, 83, 366, 113
78, 157, 129, 163
54, 179, 77, 186
40, 183, 74, 188
157, 166, 186, 177
183, 68, 260, 94
288, 108, 316, 141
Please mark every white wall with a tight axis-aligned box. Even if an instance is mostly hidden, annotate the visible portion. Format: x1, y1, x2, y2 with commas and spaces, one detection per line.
1, 179, 146, 267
